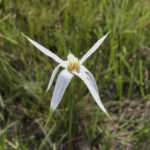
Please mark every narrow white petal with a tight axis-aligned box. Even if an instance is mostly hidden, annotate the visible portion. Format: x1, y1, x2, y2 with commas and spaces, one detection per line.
23, 34, 63, 63
85, 69, 99, 94
50, 69, 73, 111
46, 65, 60, 92
81, 33, 108, 64
75, 66, 107, 113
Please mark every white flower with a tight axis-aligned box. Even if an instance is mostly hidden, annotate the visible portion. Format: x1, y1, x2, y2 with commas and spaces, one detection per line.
23, 33, 109, 116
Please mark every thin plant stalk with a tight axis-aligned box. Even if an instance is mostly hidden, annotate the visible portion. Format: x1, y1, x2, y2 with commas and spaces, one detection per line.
45, 108, 53, 128
68, 78, 74, 150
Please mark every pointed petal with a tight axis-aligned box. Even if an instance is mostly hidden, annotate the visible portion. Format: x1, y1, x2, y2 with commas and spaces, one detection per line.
75, 66, 107, 113
81, 33, 108, 64
23, 34, 63, 63
50, 69, 73, 111
85, 69, 99, 94
46, 65, 60, 92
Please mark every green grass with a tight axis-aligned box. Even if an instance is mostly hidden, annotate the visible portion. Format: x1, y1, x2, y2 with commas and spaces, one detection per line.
0, 0, 150, 149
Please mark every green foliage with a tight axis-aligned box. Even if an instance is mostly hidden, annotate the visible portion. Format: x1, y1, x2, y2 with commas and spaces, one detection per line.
0, 0, 150, 149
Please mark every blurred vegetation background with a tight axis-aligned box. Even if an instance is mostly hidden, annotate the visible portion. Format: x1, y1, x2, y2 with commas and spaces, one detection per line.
0, 0, 150, 149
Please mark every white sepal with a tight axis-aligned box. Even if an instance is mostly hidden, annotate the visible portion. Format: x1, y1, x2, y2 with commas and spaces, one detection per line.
50, 69, 73, 111
24, 35, 63, 63
83, 67, 99, 94
46, 65, 60, 92
75, 66, 107, 113
81, 33, 108, 64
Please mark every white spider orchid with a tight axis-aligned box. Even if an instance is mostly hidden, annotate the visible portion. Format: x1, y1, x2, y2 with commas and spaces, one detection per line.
23, 33, 109, 116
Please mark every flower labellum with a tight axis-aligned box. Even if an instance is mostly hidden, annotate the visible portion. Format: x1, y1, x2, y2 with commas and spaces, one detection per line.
23, 33, 110, 117
67, 54, 80, 73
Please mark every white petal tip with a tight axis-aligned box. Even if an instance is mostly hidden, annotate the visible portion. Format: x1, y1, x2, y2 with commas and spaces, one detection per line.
22, 33, 63, 63
46, 86, 50, 93
50, 107, 54, 112
21, 32, 28, 39
80, 32, 109, 63
103, 32, 109, 39
106, 112, 111, 120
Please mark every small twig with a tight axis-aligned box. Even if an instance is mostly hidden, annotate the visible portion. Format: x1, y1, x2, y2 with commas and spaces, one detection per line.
5, 139, 18, 149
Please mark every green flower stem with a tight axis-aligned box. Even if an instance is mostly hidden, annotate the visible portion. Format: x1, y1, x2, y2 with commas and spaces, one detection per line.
45, 108, 53, 128
68, 78, 74, 150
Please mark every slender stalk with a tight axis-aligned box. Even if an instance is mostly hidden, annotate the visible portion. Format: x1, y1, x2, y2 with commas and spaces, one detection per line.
68, 78, 74, 150
45, 108, 53, 128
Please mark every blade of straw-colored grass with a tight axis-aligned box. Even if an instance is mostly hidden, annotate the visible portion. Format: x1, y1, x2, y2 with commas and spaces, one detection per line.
0, 121, 17, 136
0, 95, 4, 108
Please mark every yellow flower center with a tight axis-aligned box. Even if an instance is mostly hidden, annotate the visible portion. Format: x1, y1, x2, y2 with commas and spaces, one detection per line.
67, 54, 80, 73
67, 60, 80, 73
